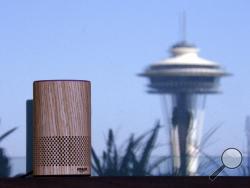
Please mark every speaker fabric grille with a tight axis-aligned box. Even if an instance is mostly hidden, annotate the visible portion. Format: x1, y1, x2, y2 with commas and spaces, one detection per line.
34, 136, 90, 166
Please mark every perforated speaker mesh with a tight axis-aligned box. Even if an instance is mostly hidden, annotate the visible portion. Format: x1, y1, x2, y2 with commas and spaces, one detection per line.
33, 136, 90, 166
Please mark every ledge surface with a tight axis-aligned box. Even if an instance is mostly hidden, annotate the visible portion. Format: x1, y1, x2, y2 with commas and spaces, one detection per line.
0, 176, 249, 188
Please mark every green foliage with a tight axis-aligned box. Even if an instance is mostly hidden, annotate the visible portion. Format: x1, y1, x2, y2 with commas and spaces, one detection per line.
197, 125, 229, 176
0, 127, 17, 142
0, 148, 11, 177
0, 127, 17, 177
92, 121, 223, 176
92, 121, 168, 176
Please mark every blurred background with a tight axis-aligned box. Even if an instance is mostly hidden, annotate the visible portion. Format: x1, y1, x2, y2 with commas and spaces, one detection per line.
0, 0, 250, 176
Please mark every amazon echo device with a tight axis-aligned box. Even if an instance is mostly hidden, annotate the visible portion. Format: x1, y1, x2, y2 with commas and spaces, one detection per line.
33, 80, 91, 176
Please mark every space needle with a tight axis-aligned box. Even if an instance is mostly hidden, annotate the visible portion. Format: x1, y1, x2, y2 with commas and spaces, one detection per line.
139, 30, 228, 175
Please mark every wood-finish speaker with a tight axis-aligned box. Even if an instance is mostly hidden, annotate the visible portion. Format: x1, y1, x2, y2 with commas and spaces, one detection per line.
33, 80, 91, 176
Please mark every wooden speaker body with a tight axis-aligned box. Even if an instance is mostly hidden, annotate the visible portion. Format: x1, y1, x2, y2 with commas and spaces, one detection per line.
33, 80, 91, 176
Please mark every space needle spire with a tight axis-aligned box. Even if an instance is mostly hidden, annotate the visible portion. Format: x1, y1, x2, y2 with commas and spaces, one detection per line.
139, 21, 229, 175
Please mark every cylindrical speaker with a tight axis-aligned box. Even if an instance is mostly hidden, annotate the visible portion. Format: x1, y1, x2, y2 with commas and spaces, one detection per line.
33, 80, 91, 176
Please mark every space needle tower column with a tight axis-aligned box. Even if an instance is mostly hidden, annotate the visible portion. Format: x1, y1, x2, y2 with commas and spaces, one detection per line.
139, 41, 228, 175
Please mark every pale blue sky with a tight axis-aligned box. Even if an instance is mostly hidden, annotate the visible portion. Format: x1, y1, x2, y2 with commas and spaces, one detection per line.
0, 0, 249, 157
